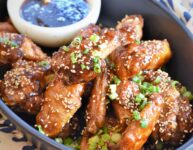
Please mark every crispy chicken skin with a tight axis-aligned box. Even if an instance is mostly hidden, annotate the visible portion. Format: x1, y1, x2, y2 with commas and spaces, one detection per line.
51, 15, 143, 85
110, 40, 172, 80
86, 68, 108, 134
0, 59, 50, 114
0, 32, 47, 65
117, 94, 164, 150
36, 78, 85, 137
112, 80, 140, 125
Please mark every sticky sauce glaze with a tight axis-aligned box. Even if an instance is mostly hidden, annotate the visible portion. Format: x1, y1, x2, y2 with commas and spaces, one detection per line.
21, 0, 89, 27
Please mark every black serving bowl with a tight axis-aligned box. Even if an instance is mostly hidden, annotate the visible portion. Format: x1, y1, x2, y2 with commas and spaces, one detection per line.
0, 0, 193, 149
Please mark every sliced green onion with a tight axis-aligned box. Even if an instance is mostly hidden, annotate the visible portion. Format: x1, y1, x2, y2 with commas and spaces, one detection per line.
180, 87, 187, 94
103, 127, 108, 133
154, 76, 161, 84
88, 135, 99, 150
38, 61, 50, 68
108, 92, 118, 100
64, 137, 73, 145
112, 75, 121, 85
111, 133, 121, 143
132, 110, 141, 120
55, 138, 63, 144
139, 99, 148, 110
70, 52, 78, 64
94, 63, 101, 73
71, 36, 82, 47
152, 86, 160, 93
172, 80, 179, 88
92, 50, 101, 57
135, 40, 141, 44
81, 64, 86, 70
183, 91, 193, 100
36, 125, 45, 134
93, 56, 100, 63
90, 34, 100, 43
101, 133, 111, 142
83, 48, 90, 54
101, 145, 108, 150
62, 45, 69, 52
0, 37, 18, 48
140, 118, 148, 128
109, 84, 117, 93
135, 93, 145, 103
132, 76, 141, 84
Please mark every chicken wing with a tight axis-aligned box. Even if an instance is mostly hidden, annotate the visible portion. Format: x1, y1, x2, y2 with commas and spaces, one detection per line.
110, 40, 172, 80
117, 94, 164, 150
85, 68, 108, 134
36, 78, 85, 137
51, 15, 143, 85
112, 80, 140, 125
151, 83, 193, 145
0, 32, 47, 65
143, 70, 193, 146
0, 59, 50, 114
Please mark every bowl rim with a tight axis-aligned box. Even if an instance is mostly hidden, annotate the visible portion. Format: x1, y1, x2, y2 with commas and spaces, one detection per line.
1, 0, 193, 150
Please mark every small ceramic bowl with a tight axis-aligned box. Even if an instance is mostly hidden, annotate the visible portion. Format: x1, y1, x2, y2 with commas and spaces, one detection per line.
7, 0, 101, 47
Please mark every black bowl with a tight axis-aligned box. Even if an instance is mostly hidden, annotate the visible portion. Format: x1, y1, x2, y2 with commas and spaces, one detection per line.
0, 0, 193, 149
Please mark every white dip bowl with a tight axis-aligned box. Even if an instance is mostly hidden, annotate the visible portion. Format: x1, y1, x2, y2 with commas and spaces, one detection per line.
7, 0, 101, 47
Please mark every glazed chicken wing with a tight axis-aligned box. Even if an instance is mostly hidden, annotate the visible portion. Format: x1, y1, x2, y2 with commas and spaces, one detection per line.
85, 68, 108, 134
0, 32, 47, 65
117, 94, 164, 150
112, 80, 140, 125
144, 70, 193, 146
110, 40, 172, 80
36, 78, 85, 137
51, 15, 143, 85
0, 59, 50, 114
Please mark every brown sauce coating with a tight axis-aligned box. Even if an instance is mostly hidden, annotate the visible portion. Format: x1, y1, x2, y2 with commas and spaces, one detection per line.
0, 32, 47, 65
51, 15, 143, 85
0, 59, 50, 114
36, 78, 85, 137
110, 40, 172, 80
86, 68, 108, 134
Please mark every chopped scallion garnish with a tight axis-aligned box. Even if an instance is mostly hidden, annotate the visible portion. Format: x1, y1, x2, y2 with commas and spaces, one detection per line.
135, 93, 145, 103
62, 45, 69, 52
81, 64, 86, 70
112, 75, 121, 85
55, 138, 63, 144
135, 40, 141, 44
70, 52, 78, 64
154, 76, 161, 84
140, 118, 148, 128
111, 133, 121, 143
83, 48, 90, 54
36, 125, 45, 134
132, 110, 141, 120
90, 34, 100, 43
38, 61, 50, 68
71, 36, 82, 47
94, 63, 101, 73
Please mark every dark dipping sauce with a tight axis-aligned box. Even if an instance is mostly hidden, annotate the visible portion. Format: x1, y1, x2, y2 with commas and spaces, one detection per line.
21, 0, 89, 27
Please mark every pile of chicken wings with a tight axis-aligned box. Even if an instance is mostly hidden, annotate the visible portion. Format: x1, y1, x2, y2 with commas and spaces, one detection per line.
0, 15, 192, 150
